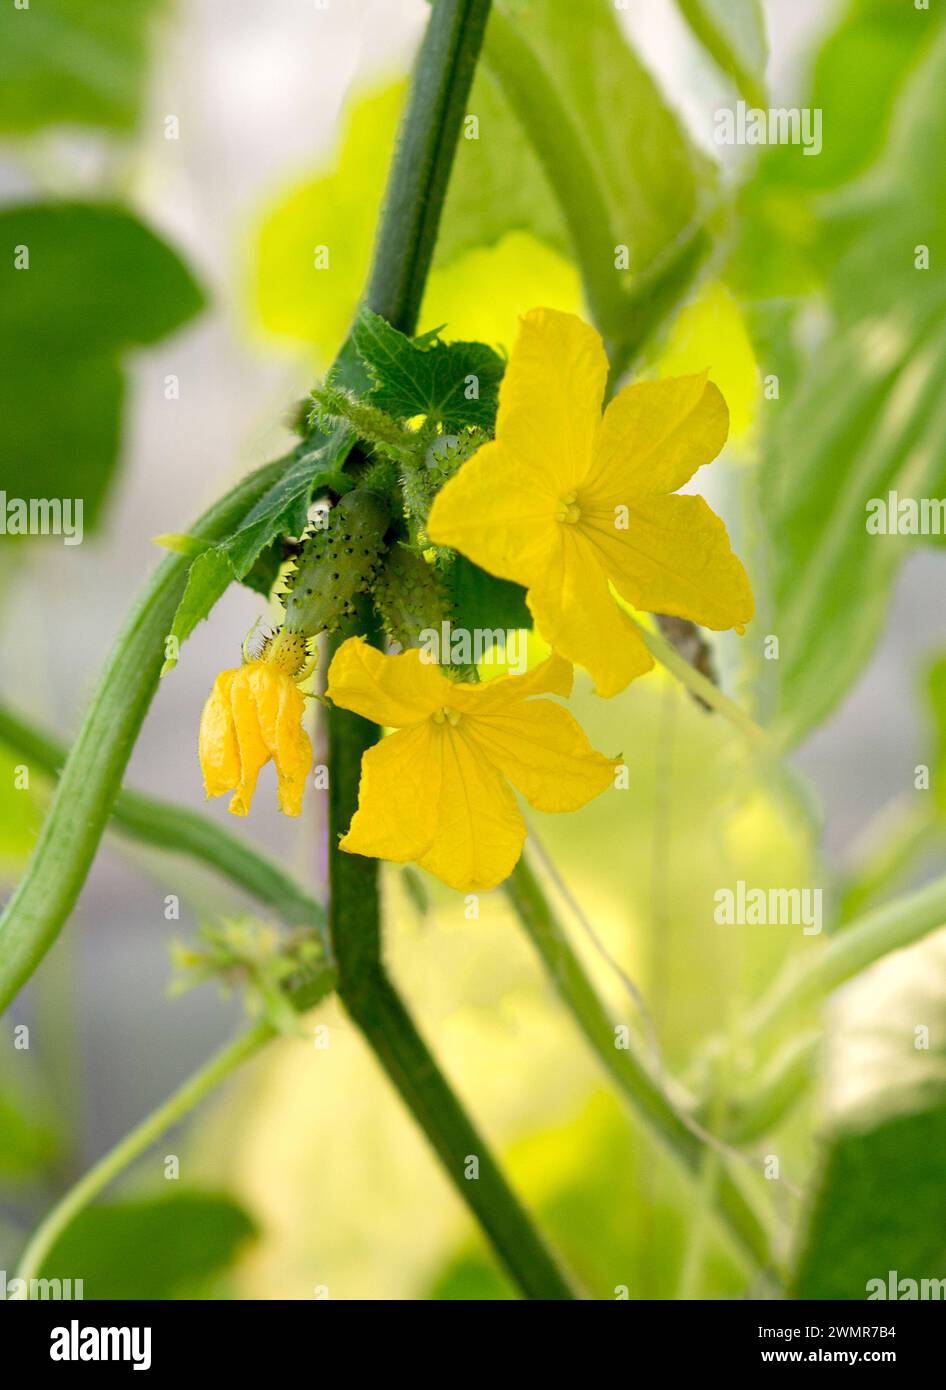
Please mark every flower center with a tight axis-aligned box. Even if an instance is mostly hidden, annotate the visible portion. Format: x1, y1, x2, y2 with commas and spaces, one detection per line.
433, 705, 462, 726
556, 491, 581, 524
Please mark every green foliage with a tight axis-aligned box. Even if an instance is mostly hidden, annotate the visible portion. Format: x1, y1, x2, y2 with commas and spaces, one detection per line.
0, 0, 160, 134
448, 555, 530, 634
162, 436, 353, 672
793, 1106, 946, 1298
0, 1090, 58, 1180
0, 202, 203, 532
172, 917, 326, 1037
675, 0, 768, 107
435, 65, 568, 267
757, 26, 946, 744
927, 655, 946, 818
480, 0, 714, 344
37, 1192, 257, 1299
352, 307, 504, 430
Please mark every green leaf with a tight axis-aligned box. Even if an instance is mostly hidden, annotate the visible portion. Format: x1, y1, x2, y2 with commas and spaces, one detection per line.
161, 436, 353, 672
0, 202, 204, 531
436, 66, 568, 267
0, 0, 160, 134
676, 0, 768, 107
0, 1090, 58, 1179
761, 27, 946, 744
793, 1105, 946, 1298
448, 555, 531, 634
37, 1192, 257, 1299
927, 656, 946, 818
352, 308, 504, 430
475, 0, 715, 345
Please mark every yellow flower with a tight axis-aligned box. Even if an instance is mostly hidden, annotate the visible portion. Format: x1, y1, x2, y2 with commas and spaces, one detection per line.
326, 637, 617, 892
199, 630, 313, 817
427, 307, 754, 698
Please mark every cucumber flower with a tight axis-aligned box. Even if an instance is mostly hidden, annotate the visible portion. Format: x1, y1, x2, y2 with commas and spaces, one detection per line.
427, 308, 754, 697
199, 629, 314, 817
327, 637, 617, 892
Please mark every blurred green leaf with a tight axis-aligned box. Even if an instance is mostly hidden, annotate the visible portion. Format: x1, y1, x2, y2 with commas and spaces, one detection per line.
0, 202, 204, 531
0, 1090, 58, 1179
38, 1191, 257, 1299
446, 0, 714, 348
793, 1105, 946, 1298
436, 66, 568, 268
0, 0, 161, 134
762, 27, 946, 744
676, 0, 768, 107
927, 655, 946, 818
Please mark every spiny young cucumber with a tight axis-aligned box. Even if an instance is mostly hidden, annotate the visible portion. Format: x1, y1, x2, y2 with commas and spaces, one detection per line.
282, 488, 389, 637
372, 545, 451, 651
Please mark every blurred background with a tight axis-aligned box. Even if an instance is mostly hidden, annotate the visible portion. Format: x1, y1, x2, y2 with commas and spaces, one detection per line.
2, 0, 946, 1299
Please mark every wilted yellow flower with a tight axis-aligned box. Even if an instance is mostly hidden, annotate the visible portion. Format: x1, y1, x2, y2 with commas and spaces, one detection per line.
199, 630, 313, 817
327, 637, 617, 891
427, 308, 754, 698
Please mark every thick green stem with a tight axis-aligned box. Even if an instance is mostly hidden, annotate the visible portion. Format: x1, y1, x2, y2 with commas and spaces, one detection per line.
0, 459, 288, 1011
505, 855, 774, 1274
328, 0, 576, 1300
367, 0, 493, 332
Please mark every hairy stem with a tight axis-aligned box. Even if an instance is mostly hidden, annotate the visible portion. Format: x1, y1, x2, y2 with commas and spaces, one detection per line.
328, 0, 576, 1300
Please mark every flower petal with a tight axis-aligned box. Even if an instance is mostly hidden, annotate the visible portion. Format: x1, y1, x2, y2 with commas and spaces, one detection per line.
525, 531, 654, 698
199, 669, 240, 800
416, 727, 526, 892
465, 700, 617, 812
265, 675, 313, 817
227, 667, 271, 816
585, 373, 728, 504
326, 637, 452, 727
584, 492, 755, 631
426, 307, 609, 582
426, 439, 559, 583
340, 723, 440, 863
495, 307, 608, 491
449, 651, 573, 715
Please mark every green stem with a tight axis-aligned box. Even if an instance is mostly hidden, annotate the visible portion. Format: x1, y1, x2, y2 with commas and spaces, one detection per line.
505, 856, 774, 1274
0, 458, 288, 1012
329, 0, 576, 1300
15, 1021, 274, 1288
747, 871, 946, 1040
633, 617, 773, 751
675, 0, 768, 110
367, 0, 493, 333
